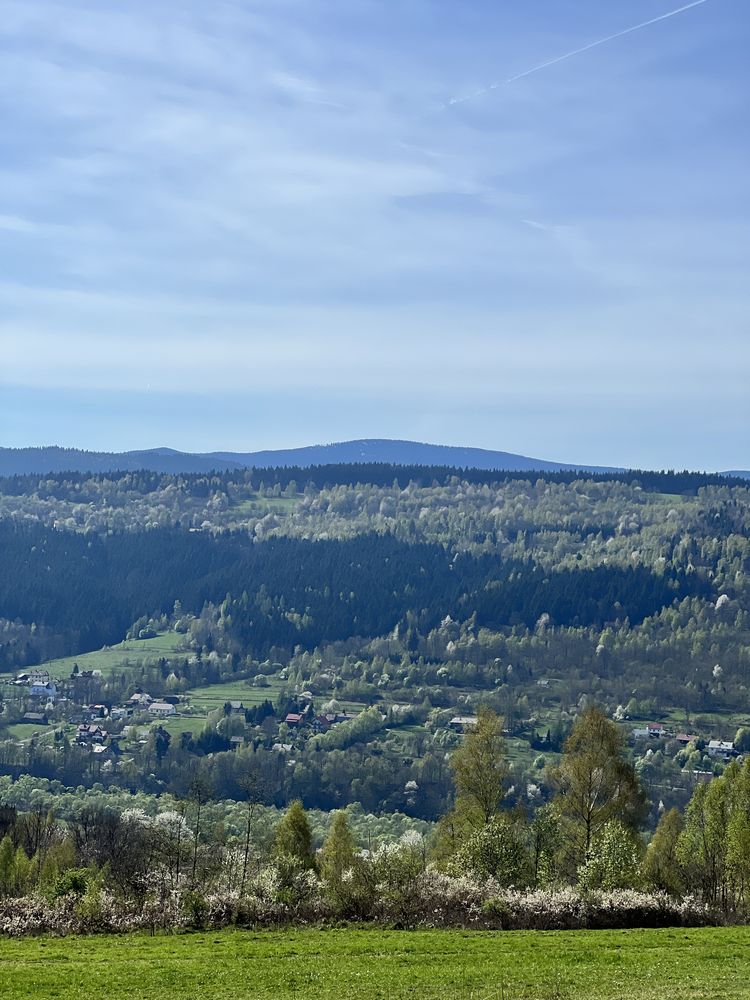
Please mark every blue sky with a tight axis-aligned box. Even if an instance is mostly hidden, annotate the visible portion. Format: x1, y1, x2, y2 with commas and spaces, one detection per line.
1, 0, 747, 469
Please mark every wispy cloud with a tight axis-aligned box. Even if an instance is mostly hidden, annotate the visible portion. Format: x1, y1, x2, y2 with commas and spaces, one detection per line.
0, 0, 747, 467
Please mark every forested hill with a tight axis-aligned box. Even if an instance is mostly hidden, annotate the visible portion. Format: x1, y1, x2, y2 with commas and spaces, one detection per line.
5, 440, 741, 477
208, 439, 617, 473
0, 440, 606, 475
0, 520, 712, 663
1, 464, 747, 496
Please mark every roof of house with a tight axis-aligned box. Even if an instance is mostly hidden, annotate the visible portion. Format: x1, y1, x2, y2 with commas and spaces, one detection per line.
285, 712, 304, 723
128, 692, 153, 703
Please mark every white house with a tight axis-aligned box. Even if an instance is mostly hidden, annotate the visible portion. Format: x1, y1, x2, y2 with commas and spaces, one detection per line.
30, 681, 57, 701
707, 740, 736, 758
148, 702, 176, 718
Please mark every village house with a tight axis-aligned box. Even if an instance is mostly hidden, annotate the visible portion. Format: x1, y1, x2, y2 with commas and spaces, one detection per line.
149, 701, 176, 718
76, 723, 107, 745
110, 706, 133, 721
707, 739, 737, 759
29, 681, 57, 701
127, 692, 153, 709
22, 712, 48, 725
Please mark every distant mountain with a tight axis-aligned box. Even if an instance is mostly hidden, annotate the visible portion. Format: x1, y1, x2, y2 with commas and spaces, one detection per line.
0, 446, 244, 476
0, 440, 613, 476
209, 439, 621, 474
0, 440, 745, 478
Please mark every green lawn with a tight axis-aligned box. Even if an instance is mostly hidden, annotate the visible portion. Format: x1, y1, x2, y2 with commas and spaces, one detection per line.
25, 632, 186, 680
0, 927, 747, 999
155, 715, 210, 738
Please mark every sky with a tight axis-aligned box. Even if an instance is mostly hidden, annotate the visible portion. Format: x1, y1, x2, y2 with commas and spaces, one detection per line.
1, 0, 748, 470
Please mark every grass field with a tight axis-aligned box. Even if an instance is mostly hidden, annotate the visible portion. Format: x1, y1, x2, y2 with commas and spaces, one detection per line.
26, 633, 186, 680
234, 493, 300, 516
0, 927, 748, 1000
1, 723, 57, 742
155, 714, 211, 737
186, 677, 286, 713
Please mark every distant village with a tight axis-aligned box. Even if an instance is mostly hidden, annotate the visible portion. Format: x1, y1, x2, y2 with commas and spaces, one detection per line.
3, 665, 744, 772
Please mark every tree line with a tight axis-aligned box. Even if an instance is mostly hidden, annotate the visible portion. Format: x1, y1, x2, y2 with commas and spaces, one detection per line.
1, 706, 748, 933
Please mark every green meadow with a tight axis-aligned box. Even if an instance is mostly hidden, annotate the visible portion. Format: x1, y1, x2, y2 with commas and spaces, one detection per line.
0, 927, 747, 1000
186, 677, 286, 713
24, 633, 186, 680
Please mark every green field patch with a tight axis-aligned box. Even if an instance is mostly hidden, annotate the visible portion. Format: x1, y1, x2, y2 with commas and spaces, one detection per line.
1, 723, 58, 742
187, 677, 286, 714
0, 926, 747, 1000
233, 493, 300, 516
28, 632, 187, 680
153, 714, 211, 738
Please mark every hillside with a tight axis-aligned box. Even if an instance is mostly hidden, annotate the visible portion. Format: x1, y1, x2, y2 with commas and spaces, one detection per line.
1, 463, 750, 929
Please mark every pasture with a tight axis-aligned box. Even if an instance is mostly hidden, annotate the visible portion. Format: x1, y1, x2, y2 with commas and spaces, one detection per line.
27, 633, 186, 680
0, 926, 747, 1000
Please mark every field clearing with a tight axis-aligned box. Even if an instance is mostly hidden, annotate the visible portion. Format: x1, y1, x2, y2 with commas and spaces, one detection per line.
1, 723, 57, 742
154, 714, 209, 737
186, 677, 286, 713
0, 926, 748, 999
27, 633, 186, 680
234, 494, 300, 516
185, 677, 366, 718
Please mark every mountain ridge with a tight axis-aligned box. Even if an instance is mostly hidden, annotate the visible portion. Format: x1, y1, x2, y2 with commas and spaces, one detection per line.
0, 440, 746, 478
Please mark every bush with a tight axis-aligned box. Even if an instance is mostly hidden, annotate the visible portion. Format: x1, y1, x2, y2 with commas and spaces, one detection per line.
48, 868, 90, 901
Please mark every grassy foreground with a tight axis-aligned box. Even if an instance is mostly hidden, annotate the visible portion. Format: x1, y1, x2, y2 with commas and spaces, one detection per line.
0, 927, 748, 1000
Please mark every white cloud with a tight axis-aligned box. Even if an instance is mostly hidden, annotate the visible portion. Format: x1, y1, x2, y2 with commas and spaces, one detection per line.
0, 0, 747, 463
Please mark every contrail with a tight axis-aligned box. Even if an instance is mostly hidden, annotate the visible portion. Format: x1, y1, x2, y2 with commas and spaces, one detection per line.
446, 0, 710, 105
